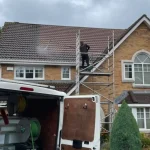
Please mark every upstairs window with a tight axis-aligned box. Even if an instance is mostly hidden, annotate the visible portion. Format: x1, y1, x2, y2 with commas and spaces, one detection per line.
124, 63, 133, 80
134, 53, 150, 85
122, 51, 150, 86
15, 66, 44, 80
61, 67, 71, 80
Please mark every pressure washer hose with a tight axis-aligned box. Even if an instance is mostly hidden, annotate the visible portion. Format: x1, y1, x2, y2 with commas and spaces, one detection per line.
30, 123, 35, 150
30, 120, 41, 149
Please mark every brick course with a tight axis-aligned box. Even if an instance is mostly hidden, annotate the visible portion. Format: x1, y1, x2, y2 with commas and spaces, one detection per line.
2, 65, 14, 79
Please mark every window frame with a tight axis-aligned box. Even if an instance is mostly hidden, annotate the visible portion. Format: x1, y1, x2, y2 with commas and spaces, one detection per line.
132, 107, 150, 131
14, 66, 44, 80
133, 63, 150, 86
118, 104, 150, 132
122, 60, 134, 82
61, 67, 71, 80
122, 51, 150, 87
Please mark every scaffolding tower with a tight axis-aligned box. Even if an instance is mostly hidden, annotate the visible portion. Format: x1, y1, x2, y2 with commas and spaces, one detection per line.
75, 30, 116, 133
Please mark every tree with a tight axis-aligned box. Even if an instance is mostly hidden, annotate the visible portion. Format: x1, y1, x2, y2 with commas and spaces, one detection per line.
110, 101, 142, 150
0, 26, 4, 35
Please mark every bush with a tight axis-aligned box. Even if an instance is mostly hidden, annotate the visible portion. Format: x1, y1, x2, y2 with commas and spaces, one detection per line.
101, 132, 109, 144
140, 133, 150, 148
101, 142, 110, 150
110, 101, 142, 150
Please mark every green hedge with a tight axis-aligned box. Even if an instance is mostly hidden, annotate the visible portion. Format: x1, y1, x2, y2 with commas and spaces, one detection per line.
110, 101, 142, 150
140, 133, 150, 148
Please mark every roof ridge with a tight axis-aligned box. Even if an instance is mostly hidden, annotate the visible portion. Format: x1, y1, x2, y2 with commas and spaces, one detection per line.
3, 21, 124, 30
102, 14, 150, 54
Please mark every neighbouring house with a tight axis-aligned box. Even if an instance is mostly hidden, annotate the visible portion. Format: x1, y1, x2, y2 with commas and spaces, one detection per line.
1, 14, 150, 132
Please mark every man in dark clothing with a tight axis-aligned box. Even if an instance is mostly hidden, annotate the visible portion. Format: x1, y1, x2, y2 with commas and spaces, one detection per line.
80, 41, 90, 68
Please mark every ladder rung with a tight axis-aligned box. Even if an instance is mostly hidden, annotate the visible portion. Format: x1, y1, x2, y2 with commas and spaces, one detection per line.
80, 72, 112, 76
82, 82, 113, 86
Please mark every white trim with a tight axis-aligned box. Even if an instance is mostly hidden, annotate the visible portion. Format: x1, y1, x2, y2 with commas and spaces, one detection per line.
132, 108, 137, 120
139, 129, 150, 133
67, 16, 150, 95
118, 104, 150, 107
144, 108, 146, 130
61, 67, 71, 80
0, 65, 1, 79
121, 60, 134, 82
14, 66, 45, 80
134, 107, 150, 131
121, 50, 150, 86
133, 84, 150, 88
59, 95, 101, 149
131, 49, 150, 61
111, 17, 150, 54
0, 59, 76, 66
133, 51, 150, 86
119, 105, 150, 132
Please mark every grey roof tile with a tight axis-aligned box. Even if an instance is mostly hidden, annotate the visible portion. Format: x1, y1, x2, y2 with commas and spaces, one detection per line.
0, 22, 125, 63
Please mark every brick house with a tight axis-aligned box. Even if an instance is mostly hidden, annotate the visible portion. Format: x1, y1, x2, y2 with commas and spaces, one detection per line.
1, 14, 150, 132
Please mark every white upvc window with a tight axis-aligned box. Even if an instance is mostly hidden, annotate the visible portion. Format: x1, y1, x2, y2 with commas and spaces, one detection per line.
122, 62, 134, 82
15, 66, 44, 80
134, 53, 150, 85
132, 108, 150, 130
122, 52, 150, 86
61, 67, 71, 80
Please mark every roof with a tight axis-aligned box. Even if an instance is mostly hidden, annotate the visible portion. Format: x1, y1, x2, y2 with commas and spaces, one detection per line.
0, 14, 150, 96
67, 14, 150, 95
104, 14, 150, 53
0, 22, 124, 64
119, 91, 150, 104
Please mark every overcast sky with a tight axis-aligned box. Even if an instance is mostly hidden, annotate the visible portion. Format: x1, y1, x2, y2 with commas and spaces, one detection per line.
0, 0, 150, 29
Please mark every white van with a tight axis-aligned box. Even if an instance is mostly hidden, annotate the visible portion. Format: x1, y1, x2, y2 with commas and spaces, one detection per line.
0, 79, 103, 150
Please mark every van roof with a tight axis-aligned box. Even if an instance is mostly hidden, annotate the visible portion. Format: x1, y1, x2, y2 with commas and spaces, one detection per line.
0, 78, 66, 97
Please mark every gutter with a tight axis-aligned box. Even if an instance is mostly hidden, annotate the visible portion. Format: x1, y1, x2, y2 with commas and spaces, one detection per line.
0, 59, 76, 66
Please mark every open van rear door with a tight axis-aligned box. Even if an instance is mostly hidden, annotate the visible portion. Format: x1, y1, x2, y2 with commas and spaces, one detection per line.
59, 95, 100, 150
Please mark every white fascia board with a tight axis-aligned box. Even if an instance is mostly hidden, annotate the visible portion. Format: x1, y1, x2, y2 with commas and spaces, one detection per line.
67, 16, 150, 96
118, 104, 150, 107
108, 17, 150, 54
0, 59, 76, 66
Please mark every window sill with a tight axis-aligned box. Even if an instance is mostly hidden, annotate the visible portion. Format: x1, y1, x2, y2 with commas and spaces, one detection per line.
14, 78, 45, 81
61, 78, 71, 80
133, 84, 150, 88
122, 79, 134, 83
139, 129, 150, 133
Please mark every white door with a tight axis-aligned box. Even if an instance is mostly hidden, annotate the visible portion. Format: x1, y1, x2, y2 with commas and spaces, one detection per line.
59, 95, 100, 150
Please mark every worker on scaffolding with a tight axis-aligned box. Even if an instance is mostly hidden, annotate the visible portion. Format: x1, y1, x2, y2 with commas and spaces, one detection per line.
80, 41, 90, 68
